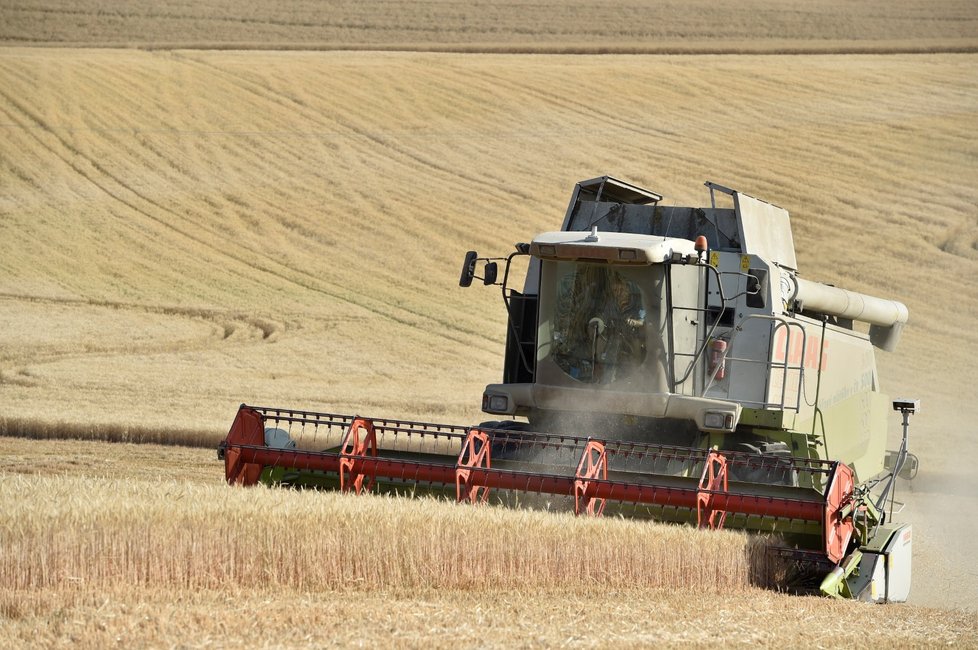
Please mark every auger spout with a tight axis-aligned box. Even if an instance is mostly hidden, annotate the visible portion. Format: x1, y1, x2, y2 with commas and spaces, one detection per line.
787, 276, 908, 351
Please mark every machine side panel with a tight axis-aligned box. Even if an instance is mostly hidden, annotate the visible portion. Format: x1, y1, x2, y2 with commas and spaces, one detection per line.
783, 320, 887, 478
701, 252, 774, 409
883, 525, 913, 602
503, 292, 538, 385
668, 263, 701, 395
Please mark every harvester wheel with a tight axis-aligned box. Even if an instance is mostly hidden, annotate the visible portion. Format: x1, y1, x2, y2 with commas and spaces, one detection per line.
727, 440, 797, 486
479, 420, 530, 461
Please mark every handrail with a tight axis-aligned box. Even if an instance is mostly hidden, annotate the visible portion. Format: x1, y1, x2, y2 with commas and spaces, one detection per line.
700, 314, 807, 411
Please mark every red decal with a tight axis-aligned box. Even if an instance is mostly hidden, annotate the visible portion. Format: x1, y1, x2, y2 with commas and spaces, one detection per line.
772, 329, 829, 371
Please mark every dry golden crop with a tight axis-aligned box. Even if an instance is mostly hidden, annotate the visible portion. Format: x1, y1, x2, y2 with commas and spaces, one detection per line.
1, 438, 977, 648
0, 472, 763, 593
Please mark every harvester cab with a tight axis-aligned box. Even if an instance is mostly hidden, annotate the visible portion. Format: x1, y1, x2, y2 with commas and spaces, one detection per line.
219, 176, 918, 602
475, 178, 907, 469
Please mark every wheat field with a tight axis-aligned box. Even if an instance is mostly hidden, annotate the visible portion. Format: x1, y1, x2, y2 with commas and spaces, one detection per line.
2, 437, 976, 648
2, 0, 978, 645
3, 49, 977, 432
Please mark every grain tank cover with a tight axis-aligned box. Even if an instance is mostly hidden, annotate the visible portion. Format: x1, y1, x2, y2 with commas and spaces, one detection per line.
572, 176, 663, 206
562, 179, 798, 270
733, 191, 798, 271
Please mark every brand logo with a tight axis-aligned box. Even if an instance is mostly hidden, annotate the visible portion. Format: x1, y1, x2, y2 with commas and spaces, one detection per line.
772, 328, 828, 371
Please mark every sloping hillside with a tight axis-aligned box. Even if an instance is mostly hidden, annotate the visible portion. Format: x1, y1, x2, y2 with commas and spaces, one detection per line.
2, 49, 975, 429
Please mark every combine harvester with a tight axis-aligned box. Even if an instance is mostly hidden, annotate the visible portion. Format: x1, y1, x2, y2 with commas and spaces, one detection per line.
219, 177, 919, 601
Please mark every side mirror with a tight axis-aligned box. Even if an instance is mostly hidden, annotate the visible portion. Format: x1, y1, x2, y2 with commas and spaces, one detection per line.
745, 269, 768, 309
483, 262, 498, 286
459, 251, 478, 287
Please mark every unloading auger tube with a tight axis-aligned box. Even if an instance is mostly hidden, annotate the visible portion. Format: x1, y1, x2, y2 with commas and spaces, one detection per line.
785, 276, 909, 352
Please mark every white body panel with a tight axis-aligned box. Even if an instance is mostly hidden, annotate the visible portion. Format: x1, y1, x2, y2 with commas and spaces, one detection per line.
883, 524, 913, 603
865, 524, 913, 603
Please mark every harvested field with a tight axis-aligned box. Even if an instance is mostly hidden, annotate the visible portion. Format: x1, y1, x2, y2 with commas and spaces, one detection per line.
2, 49, 976, 437
2, 0, 978, 645
4, 587, 974, 648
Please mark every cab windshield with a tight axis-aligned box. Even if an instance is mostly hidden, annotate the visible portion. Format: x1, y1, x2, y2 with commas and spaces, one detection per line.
541, 262, 651, 385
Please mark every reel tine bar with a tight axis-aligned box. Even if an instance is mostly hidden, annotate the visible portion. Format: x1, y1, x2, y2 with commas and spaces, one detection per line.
339, 416, 378, 494
456, 428, 492, 504
574, 439, 608, 516
697, 450, 729, 530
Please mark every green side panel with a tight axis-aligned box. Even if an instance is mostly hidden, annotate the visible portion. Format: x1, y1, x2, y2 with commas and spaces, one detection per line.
739, 407, 792, 430
860, 523, 903, 553
797, 391, 889, 480
258, 465, 459, 499
259, 465, 341, 489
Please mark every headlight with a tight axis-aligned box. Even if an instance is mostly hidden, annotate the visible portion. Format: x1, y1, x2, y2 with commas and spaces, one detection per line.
483, 393, 509, 413
704, 411, 735, 430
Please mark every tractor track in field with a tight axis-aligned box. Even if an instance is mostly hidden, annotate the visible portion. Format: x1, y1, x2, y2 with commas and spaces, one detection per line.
3, 0, 978, 56
0, 293, 286, 369
0, 74, 502, 356
172, 51, 538, 204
